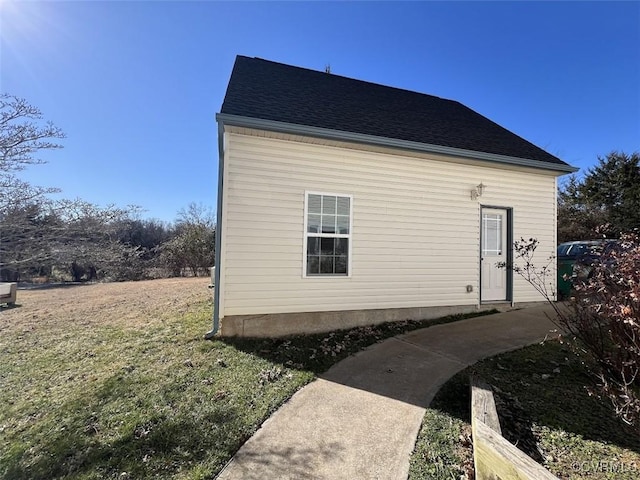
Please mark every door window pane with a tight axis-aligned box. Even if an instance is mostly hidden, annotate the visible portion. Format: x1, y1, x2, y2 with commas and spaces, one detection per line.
482, 213, 502, 255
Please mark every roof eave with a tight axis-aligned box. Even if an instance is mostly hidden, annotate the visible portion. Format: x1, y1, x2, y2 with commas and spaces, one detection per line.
216, 113, 579, 174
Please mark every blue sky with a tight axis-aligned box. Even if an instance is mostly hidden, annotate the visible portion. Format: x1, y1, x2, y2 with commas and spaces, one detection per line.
1, 1, 638, 222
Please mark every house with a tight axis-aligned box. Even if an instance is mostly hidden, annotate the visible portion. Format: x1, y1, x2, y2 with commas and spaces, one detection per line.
208, 56, 577, 338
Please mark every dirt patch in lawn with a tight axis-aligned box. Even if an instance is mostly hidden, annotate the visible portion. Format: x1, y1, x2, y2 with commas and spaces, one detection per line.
0, 277, 211, 332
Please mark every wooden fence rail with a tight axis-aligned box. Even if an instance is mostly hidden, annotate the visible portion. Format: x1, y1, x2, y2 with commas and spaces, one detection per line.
471, 376, 559, 480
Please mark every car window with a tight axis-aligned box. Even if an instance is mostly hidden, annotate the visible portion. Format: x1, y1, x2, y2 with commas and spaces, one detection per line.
558, 242, 603, 258
557, 244, 573, 256
569, 244, 589, 256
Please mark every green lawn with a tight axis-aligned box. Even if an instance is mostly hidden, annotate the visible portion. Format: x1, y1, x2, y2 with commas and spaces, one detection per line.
1, 300, 314, 479
8, 292, 630, 480
409, 340, 640, 480
0, 292, 494, 480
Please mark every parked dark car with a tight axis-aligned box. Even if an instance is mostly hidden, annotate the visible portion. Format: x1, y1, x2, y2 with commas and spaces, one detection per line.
557, 240, 610, 299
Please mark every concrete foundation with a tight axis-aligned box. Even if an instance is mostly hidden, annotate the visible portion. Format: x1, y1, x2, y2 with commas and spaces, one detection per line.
219, 302, 544, 337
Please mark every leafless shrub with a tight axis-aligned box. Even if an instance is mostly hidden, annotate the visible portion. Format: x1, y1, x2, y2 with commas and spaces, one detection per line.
501, 234, 640, 432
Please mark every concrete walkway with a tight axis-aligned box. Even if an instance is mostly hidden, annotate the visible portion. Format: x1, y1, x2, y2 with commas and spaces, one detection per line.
217, 304, 560, 480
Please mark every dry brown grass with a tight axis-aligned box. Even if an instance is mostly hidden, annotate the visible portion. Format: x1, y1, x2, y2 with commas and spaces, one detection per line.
0, 277, 210, 332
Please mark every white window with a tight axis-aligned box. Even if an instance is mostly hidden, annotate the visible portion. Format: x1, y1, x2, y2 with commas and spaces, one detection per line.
304, 192, 352, 276
482, 213, 503, 255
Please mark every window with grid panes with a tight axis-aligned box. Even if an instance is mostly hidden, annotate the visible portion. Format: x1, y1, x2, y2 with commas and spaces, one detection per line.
305, 193, 351, 276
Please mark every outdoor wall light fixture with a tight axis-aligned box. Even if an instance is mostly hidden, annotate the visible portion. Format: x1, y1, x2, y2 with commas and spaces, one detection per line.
470, 182, 485, 200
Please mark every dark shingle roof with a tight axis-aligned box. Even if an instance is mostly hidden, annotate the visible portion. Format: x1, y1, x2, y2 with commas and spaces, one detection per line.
221, 56, 570, 168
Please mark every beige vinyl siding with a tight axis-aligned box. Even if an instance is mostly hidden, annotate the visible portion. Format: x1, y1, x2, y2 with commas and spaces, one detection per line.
220, 131, 557, 317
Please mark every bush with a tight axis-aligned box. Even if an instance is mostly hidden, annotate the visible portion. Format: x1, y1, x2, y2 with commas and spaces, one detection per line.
568, 233, 640, 430
506, 234, 640, 432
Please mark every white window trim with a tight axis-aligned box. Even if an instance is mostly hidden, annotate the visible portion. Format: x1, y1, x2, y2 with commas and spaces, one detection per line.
303, 191, 353, 278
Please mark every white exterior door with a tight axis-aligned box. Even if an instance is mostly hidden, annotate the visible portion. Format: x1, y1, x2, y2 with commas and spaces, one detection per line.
481, 208, 508, 302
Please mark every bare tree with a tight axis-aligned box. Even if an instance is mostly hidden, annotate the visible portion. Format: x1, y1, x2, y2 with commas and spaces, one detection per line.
0, 94, 65, 170
0, 95, 145, 282
159, 203, 216, 277
0, 94, 66, 279
1, 95, 215, 282
49, 200, 145, 281
0, 94, 65, 207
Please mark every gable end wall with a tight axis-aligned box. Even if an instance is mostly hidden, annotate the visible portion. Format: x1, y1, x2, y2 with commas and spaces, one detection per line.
219, 131, 558, 336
